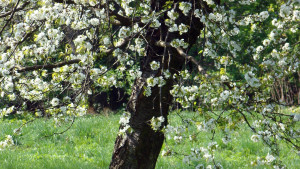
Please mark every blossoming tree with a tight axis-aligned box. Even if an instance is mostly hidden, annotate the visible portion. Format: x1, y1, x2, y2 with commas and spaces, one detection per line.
0, 0, 299, 168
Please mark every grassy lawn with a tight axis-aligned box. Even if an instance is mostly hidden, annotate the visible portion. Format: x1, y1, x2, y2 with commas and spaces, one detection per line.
0, 112, 299, 169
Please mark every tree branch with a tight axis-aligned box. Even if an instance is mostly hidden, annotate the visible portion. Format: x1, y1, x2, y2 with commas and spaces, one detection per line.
102, 22, 151, 55
52, 0, 75, 4
15, 59, 81, 72
0, 0, 21, 35
155, 41, 209, 77
0, 1, 30, 18
102, 35, 133, 55
108, 10, 141, 26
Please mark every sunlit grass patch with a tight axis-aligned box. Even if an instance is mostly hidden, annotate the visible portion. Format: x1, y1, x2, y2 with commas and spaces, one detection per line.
0, 111, 299, 169
0, 114, 120, 169
157, 111, 300, 169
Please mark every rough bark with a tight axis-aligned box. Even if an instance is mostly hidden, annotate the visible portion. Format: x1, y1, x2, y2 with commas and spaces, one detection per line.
109, 47, 183, 168
110, 1, 212, 168
109, 49, 182, 169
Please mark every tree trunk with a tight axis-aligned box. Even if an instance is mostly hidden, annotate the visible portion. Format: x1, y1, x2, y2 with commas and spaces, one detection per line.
109, 0, 212, 168
109, 48, 183, 169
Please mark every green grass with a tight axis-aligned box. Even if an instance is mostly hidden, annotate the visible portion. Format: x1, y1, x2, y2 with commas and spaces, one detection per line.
0, 114, 119, 169
0, 112, 299, 169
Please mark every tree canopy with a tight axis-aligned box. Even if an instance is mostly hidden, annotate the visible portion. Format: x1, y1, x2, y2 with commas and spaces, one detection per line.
0, 0, 299, 168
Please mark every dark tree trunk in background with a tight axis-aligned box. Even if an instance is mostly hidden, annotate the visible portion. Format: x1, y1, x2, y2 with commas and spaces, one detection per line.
110, 1, 214, 168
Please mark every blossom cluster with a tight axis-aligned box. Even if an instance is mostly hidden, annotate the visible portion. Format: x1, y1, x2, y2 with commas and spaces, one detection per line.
0, 135, 14, 150
150, 116, 165, 131
118, 112, 132, 135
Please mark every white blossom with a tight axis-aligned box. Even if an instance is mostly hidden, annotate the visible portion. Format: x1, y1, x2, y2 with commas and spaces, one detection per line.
245, 71, 260, 88
167, 9, 179, 20
179, 2, 192, 16
265, 153, 276, 164
0, 135, 14, 150
89, 18, 100, 26
204, 0, 215, 5
263, 39, 271, 46
251, 135, 260, 142
150, 61, 160, 70
150, 116, 165, 131
50, 98, 60, 107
